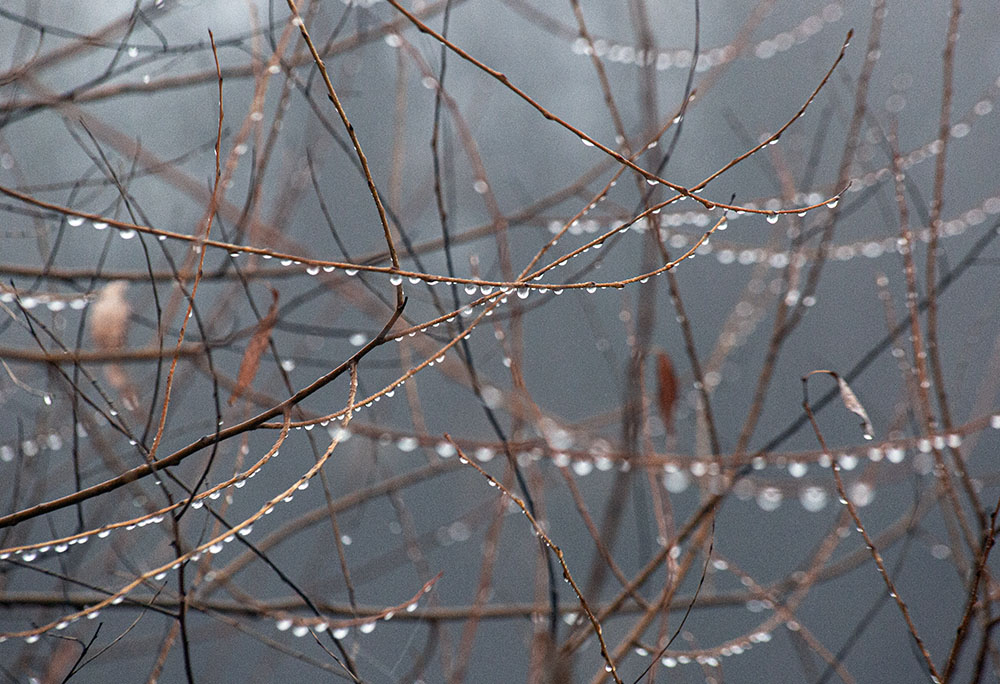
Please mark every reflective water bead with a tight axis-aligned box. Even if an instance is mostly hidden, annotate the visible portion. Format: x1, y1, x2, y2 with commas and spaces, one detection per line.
787, 461, 808, 478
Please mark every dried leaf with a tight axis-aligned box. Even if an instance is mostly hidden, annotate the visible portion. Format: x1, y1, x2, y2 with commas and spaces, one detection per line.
228, 288, 279, 406
836, 374, 874, 441
656, 350, 678, 436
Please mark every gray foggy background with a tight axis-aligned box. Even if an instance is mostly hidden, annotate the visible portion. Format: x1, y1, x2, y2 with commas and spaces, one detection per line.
1, 1, 999, 683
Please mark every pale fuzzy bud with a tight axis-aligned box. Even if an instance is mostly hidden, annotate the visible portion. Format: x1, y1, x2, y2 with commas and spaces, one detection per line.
90, 281, 131, 350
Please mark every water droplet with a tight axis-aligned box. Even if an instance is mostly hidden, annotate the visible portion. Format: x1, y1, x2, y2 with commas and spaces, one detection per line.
838, 454, 859, 470
800, 486, 827, 512
788, 461, 807, 478
333, 627, 349, 639
756, 487, 783, 511
68, 216, 85, 227
766, 213, 780, 224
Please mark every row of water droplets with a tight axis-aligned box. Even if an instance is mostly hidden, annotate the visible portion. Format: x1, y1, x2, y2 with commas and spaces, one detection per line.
272, 579, 434, 640
1, 419, 361, 642
567, 2, 845, 70
0, 432, 291, 561
49, 76, 998, 313
316, 411, 1000, 518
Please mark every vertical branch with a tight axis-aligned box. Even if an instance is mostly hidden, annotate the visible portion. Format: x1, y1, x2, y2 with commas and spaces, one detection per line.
802, 371, 941, 683
285, 0, 403, 286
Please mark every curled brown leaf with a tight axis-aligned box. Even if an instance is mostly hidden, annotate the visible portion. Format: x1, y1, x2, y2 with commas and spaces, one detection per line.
228, 288, 279, 406
656, 350, 678, 436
